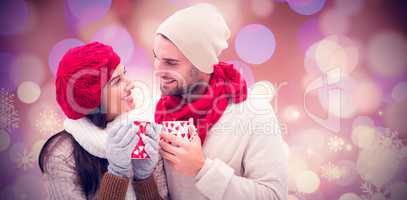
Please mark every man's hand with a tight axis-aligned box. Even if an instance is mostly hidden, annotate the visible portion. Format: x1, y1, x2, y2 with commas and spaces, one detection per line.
159, 126, 205, 177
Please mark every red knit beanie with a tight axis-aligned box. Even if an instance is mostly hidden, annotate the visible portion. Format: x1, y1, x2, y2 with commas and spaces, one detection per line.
55, 42, 120, 119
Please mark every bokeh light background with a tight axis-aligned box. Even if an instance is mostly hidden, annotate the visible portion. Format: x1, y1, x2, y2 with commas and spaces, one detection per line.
1, 0, 407, 199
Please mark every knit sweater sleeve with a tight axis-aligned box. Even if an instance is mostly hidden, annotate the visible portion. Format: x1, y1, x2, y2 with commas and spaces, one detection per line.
194, 103, 288, 200
132, 158, 168, 200
43, 136, 129, 200
132, 175, 161, 200
96, 172, 129, 200
43, 137, 87, 200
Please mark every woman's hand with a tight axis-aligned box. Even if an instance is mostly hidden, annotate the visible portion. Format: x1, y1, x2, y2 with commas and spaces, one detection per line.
106, 123, 139, 178
132, 123, 161, 180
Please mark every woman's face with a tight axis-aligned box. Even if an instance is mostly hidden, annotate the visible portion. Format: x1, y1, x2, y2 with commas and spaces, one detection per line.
101, 63, 135, 120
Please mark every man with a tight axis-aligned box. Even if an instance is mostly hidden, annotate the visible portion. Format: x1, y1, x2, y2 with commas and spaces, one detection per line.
154, 3, 287, 200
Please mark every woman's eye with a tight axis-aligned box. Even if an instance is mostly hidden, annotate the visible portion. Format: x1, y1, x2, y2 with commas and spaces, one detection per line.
113, 78, 121, 85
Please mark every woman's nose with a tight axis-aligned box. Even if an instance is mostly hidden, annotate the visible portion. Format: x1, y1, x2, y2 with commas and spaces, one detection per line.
124, 80, 135, 91
121, 75, 133, 89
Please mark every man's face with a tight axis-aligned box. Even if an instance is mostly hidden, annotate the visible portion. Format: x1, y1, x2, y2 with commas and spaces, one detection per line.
153, 34, 204, 96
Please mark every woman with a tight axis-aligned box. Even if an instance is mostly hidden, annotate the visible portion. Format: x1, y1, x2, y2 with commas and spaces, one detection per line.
39, 42, 167, 199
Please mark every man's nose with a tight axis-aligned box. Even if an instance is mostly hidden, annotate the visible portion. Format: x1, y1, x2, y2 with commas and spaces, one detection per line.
153, 58, 163, 69
155, 65, 168, 77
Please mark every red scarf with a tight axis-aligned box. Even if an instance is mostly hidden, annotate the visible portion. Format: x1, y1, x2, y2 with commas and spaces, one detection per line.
155, 62, 248, 143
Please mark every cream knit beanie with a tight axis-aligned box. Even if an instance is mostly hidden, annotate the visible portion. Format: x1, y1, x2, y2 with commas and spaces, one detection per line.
156, 3, 231, 74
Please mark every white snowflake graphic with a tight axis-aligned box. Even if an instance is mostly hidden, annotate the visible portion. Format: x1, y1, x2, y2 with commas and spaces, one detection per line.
328, 135, 345, 152
360, 182, 390, 200
320, 162, 344, 181
0, 88, 19, 131
361, 182, 375, 197
35, 108, 63, 136
377, 129, 403, 149
16, 149, 35, 171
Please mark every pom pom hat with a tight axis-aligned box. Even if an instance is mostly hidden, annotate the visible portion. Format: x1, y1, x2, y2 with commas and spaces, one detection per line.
55, 42, 120, 119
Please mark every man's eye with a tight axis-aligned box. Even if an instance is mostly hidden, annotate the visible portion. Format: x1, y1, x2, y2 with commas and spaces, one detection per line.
166, 62, 177, 66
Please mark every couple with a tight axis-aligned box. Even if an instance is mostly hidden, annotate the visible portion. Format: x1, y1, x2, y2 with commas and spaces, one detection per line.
39, 3, 287, 200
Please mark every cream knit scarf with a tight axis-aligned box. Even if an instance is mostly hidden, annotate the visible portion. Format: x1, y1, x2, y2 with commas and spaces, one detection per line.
63, 113, 133, 158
